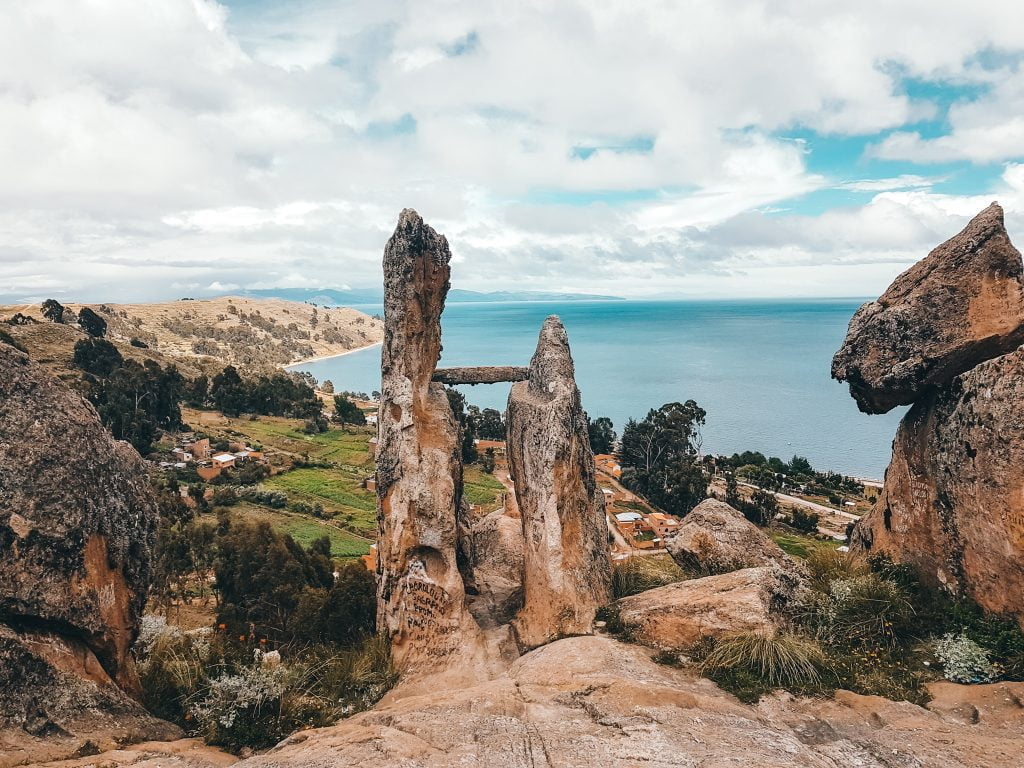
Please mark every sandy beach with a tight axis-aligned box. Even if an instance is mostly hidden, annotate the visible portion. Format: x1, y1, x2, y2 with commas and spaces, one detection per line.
284, 340, 382, 369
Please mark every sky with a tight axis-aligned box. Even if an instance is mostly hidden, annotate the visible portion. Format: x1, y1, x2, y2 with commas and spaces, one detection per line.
2, 1, 1024, 303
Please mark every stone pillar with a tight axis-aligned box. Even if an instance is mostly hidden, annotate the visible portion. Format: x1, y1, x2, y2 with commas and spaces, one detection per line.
506, 316, 612, 649
375, 209, 480, 673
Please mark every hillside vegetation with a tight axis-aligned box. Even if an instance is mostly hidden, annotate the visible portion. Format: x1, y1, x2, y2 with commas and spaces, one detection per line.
0, 295, 382, 371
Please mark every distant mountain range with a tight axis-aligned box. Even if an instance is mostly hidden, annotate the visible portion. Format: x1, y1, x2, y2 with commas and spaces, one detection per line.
242, 288, 625, 306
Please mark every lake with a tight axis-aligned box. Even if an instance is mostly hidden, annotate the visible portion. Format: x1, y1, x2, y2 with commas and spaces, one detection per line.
292, 299, 904, 479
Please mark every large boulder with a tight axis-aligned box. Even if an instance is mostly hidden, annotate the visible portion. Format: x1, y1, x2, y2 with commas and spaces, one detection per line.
851, 347, 1024, 626
832, 203, 1024, 414
506, 316, 612, 650
235, 635, 1024, 768
374, 209, 487, 677
616, 566, 804, 650
666, 498, 795, 575
0, 342, 175, 761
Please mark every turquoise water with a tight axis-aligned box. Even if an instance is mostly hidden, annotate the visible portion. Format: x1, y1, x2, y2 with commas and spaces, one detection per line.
293, 300, 904, 478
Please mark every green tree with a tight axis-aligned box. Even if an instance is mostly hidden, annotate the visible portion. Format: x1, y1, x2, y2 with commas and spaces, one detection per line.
41, 298, 66, 323
619, 400, 707, 517
211, 365, 247, 416
587, 416, 616, 454
480, 447, 496, 474
446, 389, 478, 464
477, 408, 505, 440
332, 394, 366, 427
73, 337, 123, 376
789, 455, 814, 475
77, 307, 107, 337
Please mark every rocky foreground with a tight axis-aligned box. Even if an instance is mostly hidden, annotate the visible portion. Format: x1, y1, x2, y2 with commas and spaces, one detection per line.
28, 636, 1024, 768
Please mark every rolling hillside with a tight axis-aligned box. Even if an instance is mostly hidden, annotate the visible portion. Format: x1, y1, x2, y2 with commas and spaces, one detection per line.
0, 296, 382, 374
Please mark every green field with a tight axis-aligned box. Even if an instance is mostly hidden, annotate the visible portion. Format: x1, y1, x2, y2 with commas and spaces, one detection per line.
227, 503, 373, 559
771, 530, 842, 559
264, 467, 376, 533
464, 466, 505, 509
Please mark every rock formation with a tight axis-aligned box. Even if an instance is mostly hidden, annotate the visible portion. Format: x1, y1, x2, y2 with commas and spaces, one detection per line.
236, 635, 1024, 768
665, 498, 797, 575
833, 203, 1024, 414
616, 565, 805, 650
839, 202, 1024, 627
506, 317, 613, 649
374, 209, 486, 676
851, 347, 1024, 620
0, 342, 176, 761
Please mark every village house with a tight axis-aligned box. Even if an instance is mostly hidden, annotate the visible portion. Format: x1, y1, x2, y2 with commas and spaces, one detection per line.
594, 453, 622, 478
646, 512, 681, 541
363, 476, 377, 492
211, 453, 237, 470
475, 439, 506, 453
361, 544, 377, 572
184, 437, 211, 460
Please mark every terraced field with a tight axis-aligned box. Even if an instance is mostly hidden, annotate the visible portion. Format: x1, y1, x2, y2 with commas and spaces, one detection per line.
264, 468, 376, 533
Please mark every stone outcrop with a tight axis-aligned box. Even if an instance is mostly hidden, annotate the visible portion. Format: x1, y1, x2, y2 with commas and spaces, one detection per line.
0, 342, 176, 761
838, 202, 1024, 627
467, 509, 524, 626
432, 366, 529, 385
374, 210, 487, 677
833, 203, 1024, 414
665, 498, 797, 575
235, 635, 1024, 768
616, 565, 804, 650
506, 317, 612, 649
851, 347, 1024, 621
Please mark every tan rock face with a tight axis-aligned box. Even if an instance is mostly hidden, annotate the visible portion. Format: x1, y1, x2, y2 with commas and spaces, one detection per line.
506, 316, 612, 649
616, 566, 803, 649
0, 344, 157, 687
851, 347, 1024, 625
665, 498, 796, 575
833, 203, 1024, 414
236, 635, 1024, 768
375, 209, 485, 675
0, 342, 175, 759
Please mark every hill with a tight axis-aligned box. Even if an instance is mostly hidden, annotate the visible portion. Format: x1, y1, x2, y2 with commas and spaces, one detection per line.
0, 296, 382, 375
243, 287, 624, 305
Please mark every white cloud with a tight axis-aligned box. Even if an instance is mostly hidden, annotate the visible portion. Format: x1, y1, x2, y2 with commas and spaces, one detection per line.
1, 0, 1024, 301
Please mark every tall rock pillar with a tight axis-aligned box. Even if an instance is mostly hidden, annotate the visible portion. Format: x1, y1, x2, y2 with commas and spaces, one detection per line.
507, 316, 612, 649
375, 209, 480, 673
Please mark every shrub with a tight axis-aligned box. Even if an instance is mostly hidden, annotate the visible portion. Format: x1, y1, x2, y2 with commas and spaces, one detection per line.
788, 507, 820, 533
804, 548, 870, 592
934, 633, 997, 684
700, 630, 827, 696
821, 574, 914, 645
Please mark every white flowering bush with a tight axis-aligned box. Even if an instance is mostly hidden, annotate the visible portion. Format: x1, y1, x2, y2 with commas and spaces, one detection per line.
933, 632, 997, 683
191, 663, 290, 735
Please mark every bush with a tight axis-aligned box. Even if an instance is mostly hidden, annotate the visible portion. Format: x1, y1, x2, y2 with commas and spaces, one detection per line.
699, 631, 830, 701
804, 548, 870, 592
934, 632, 997, 684
819, 574, 915, 645
788, 507, 820, 533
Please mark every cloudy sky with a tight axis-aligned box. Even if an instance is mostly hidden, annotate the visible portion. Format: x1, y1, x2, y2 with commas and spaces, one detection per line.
2, 0, 1024, 302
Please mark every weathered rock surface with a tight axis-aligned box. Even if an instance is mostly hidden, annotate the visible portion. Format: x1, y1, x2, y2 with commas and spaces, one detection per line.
235, 635, 1024, 768
467, 509, 524, 626
833, 202, 1024, 414
617, 566, 804, 649
24, 738, 236, 768
666, 497, 797, 575
506, 317, 612, 649
0, 343, 175, 764
375, 209, 487, 677
851, 347, 1024, 625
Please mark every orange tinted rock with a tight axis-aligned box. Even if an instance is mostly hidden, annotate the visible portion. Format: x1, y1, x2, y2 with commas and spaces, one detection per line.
833, 203, 1024, 414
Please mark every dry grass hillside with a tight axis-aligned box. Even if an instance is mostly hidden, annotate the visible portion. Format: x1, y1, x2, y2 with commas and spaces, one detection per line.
0, 296, 382, 374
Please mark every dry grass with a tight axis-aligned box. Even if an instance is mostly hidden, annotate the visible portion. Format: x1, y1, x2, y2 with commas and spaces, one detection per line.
0, 295, 382, 370
701, 631, 829, 688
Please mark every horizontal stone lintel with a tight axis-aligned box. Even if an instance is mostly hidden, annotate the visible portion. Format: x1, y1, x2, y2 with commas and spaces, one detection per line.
432, 366, 529, 385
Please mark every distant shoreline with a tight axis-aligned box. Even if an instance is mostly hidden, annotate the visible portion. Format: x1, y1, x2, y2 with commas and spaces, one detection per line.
284, 340, 381, 369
